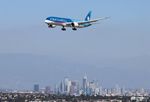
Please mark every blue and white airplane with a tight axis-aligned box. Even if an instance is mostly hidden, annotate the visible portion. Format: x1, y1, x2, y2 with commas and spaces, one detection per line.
45, 11, 108, 31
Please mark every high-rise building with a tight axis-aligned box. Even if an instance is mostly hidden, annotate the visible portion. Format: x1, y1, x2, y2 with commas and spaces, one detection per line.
54, 84, 59, 94
121, 86, 125, 95
34, 84, 39, 92
64, 77, 71, 94
88, 81, 97, 95
99, 86, 103, 95
60, 81, 64, 94
83, 75, 88, 95
115, 84, 121, 95
70, 80, 79, 95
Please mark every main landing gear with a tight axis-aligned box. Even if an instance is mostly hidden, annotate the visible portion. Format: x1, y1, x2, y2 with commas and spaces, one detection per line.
61, 27, 66, 31
61, 27, 77, 31
72, 28, 77, 31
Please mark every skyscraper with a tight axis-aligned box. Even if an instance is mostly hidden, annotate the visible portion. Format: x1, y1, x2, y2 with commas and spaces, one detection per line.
70, 80, 79, 96
60, 81, 64, 94
83, 74, 88, 95
34, 84, 39, 92
64, 77, 71, 94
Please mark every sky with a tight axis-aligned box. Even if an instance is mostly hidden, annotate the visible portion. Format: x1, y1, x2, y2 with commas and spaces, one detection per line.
0, 0, 150, 89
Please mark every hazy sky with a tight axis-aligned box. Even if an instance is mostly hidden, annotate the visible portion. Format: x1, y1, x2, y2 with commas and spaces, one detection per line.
0, 0, 150, 89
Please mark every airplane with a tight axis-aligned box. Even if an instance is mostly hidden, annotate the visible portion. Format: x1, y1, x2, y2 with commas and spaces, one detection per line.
45, 11, 109, 31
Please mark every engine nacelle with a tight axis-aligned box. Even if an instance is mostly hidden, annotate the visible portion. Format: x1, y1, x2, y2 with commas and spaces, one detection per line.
71, 22, 79, 27
48, 25, 56, 28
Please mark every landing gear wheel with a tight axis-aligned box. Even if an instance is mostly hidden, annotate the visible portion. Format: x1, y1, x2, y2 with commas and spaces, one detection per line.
61, 27, 66, 31
72, 28, 77, 31
48, 25, 52, 28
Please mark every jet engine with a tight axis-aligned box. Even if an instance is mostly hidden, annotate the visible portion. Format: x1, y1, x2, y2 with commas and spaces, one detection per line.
48, 25, 56, 28
71, 22, 79, 27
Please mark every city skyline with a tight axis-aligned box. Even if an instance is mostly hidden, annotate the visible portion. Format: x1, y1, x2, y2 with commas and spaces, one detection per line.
1, 74, 149, 97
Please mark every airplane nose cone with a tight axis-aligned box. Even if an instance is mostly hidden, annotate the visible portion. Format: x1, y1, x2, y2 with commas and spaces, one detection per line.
45, 20, 48, 23
45, 20, 53, 24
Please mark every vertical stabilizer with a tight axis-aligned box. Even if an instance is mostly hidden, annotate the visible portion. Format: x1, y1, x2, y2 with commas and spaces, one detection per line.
85, 11, 92, 21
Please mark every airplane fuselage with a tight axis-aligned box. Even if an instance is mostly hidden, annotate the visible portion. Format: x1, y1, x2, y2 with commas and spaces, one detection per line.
45, 17, 91, 28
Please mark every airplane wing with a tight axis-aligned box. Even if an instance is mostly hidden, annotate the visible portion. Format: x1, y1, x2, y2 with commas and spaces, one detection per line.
78, 17, 110, 25
65, 17, 110, 27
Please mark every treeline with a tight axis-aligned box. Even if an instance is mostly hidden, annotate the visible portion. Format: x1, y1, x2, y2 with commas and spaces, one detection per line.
0, 93, 149, 102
